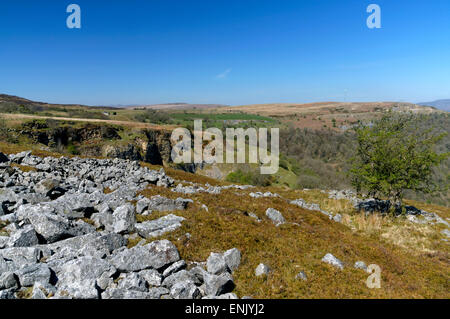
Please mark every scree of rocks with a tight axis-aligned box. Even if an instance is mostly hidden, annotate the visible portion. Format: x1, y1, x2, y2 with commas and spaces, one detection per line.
0, 151, 242, 299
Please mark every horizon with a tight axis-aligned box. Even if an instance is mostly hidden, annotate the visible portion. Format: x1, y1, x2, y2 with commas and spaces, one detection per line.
1, 91, 449, 112
1, 1, 449, 109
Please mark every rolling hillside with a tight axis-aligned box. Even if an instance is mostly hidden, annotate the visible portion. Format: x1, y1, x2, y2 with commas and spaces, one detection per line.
419, 99, 450, 111
1, 94, 448, 206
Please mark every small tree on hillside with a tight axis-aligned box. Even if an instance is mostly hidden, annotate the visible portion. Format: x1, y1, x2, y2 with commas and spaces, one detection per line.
350, 113, 448, 208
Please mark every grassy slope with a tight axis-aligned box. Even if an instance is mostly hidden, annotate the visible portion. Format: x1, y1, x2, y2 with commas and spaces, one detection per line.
2, 111, 448, 206
137, 180, 449, 299
1, 142, 449, 298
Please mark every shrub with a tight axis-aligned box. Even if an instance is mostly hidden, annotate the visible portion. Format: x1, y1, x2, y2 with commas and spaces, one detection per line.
226, 168, 273, 187
349, 113, 449, 207
67, 143, 80, 155
135, 109, 172, 124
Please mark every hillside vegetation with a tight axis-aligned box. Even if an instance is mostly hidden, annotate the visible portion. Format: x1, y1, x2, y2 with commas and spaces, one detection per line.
1, 94, 449, 206
0, 142, 449, 298
0, 94, 449, 298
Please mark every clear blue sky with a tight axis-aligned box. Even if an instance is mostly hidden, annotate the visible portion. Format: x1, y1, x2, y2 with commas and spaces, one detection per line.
0, 0, 449, 106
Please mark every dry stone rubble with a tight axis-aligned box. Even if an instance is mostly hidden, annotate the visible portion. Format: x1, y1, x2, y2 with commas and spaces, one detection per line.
0, 151, 242, 299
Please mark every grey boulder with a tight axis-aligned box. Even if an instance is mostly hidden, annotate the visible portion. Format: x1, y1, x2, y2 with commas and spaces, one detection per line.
204, 272, 235, 296
18, 205, 93, 243
7, 225, 39, 247
354, 261, 368, 271
135, 214, 185, 239
138, 269, 163, 287
116, 272, 147, 292
170, 280, 201, 299
333, 214, 342, 223
295, 271, 307, 281
162, 270, 199, 288
206, 252, 229, 275
15, 263, 52, 287
265, 208, 286, 226
0, 247, 41, 268
136, 198, 151, 214
34, 178, 60, 195
102, 287, 169, 299
162, 260, 187, 278
0, 271, 18, 290
110, 240, 180, 272
55, 256, 116, 299
223, 248, 241, 273
147, 195, 191, 212
255, 263, 271, 276
111, 204, 136, 234
322, 253, 344, 269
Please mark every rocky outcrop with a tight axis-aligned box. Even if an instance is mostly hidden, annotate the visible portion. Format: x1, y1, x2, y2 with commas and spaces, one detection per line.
15, 120, 176, 166
143, 129, 172, 165
19, 121, 121, 149
290, 198, 335, 220
171, 183, 253, 195
103, 144, 143, 162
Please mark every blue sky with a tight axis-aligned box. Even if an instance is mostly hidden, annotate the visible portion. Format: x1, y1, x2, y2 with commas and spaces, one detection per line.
0, 0, 449, 106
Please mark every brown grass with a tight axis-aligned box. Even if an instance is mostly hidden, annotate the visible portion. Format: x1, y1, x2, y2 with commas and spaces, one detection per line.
137, 184, 450, 298
1, 140, 448, 298
0, 113, 177, 131
141, 162, 228, 186
15, 287, 33, 299
381, 223, 437, 254
11, 163, 37, 173
214, 102, 438, 131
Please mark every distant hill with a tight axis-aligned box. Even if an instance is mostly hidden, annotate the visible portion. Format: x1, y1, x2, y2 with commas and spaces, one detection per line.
212, 102, 441, 131
0, 93, 117, 110
419, 99, 450, 111
126, 103, 229, 111
0, 94, 228, 111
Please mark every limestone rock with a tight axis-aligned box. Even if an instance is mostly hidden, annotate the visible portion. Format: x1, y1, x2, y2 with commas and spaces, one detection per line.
322, 253, 344, 269
354, 261, 367, 271
15, 263, 52, 287
138, 269, 163, 287
55, 256, 116, 299
7, 225, 39, 247
162, 260, 187, 278
295, 271, 307, 281
255, 263, 271, 276
135, 214, 185, 239
111, 204, 136, 234
170, 280, 201, 299
265, 208, 285, 226
110, 240, 179, 272
223, 248, 241, 273
0, 271, 18, 290
204, 272, 235, 296
206, 252, 229, 275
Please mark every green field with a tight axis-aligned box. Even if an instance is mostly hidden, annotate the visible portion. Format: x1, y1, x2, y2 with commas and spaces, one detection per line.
169, 112, 275, 122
